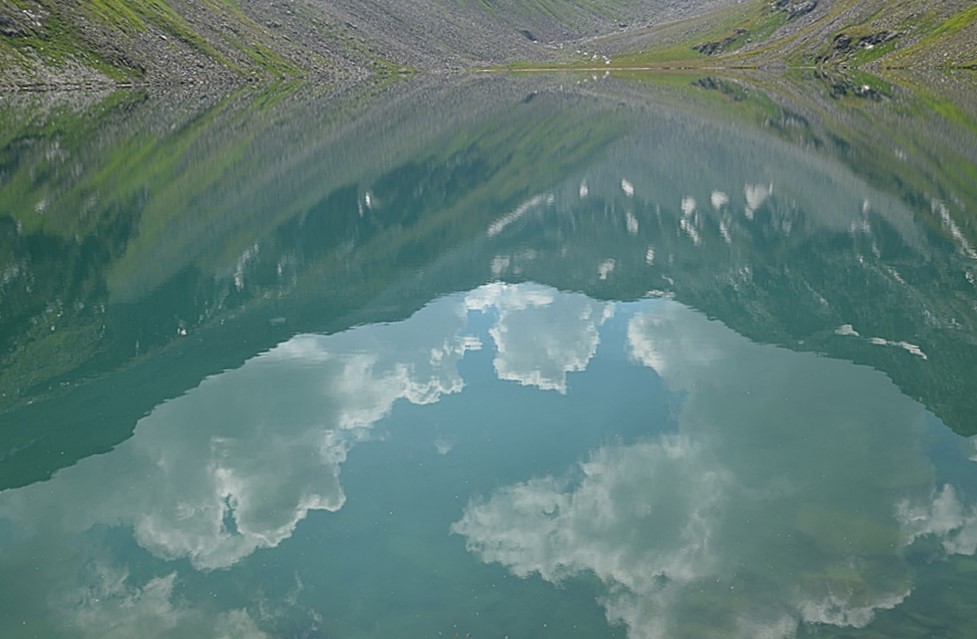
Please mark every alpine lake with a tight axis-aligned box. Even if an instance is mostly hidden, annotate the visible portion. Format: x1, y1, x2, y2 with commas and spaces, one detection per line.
2, 69, 977, 639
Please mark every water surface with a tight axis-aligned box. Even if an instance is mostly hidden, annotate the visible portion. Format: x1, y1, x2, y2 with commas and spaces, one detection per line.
1, 72, 977, 639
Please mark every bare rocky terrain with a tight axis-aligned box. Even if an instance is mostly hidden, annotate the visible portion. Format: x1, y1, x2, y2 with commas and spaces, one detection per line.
0, 0, 731, 87
2, 0, 975, 88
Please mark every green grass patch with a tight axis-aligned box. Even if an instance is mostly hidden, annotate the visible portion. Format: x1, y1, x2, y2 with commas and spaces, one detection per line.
577, 0, 791, 70
0, 5, 133, 80
930, 4, 977, 39
85, 0, 148, 30
85, 0, 226, 63
892, 5, 977, 68
609, 43, 711, 67
0, 0, 314, 82
848, 37, 898, 66
199, 0, 302, 76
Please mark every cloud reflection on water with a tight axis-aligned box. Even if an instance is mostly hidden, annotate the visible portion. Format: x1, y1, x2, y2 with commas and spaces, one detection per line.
454, 300, 976, 639
0, 283, 618, 636
1, 286, 975, 638
466, 282, 612, 394
2, 298, 476, 570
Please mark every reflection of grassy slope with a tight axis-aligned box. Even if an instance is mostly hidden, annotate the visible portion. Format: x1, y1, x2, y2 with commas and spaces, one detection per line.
766, 70, 977, 248
105, 76, 627, 298
694, 72, 977, 438
2, 69, 975, 493
0, 94, 129, 228
0, 85, 302, 414
583, 74, 977, 435
508, 178, 977, 439
609, 69, 977, 250
0, 88, 226, 408
0, 77, 627, 488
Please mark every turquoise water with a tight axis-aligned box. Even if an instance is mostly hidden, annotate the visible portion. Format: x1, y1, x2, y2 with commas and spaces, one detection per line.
2, 74, 977, 638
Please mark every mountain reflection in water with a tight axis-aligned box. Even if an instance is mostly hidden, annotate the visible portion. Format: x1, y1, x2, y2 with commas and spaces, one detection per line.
1, 72, 976, 638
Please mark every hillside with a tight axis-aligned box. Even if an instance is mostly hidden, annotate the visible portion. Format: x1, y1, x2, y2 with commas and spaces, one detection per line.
585, 0, 977, 70
0, 0, 725, 86
4, 0, 974, 86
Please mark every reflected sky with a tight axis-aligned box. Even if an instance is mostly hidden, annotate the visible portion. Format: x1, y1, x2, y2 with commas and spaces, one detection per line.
466, 283, 613, 393
0, 294, 474, 569
1, 284, 976, 638
455, 300, 977, 639
0, 284, 627, 637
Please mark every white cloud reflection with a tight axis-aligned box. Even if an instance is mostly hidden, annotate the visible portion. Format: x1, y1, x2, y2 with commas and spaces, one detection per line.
453, 435, 729, 639
0, 282, 619, 637
1, 287, 974, 639
0, 295, 476, 571
0, 281, 627, 637
465, 283, 612, 393
59, 563, 269, 639
899, 484, 977, 556
0, 281, 628, 639
455, 300, 970, 639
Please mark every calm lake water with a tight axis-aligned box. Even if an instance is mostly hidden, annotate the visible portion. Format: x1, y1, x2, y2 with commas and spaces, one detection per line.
2, 72, 977, 639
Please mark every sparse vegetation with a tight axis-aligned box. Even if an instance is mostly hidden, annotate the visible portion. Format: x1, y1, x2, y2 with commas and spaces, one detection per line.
556, 0, 977, 73
1, 0, 975, 85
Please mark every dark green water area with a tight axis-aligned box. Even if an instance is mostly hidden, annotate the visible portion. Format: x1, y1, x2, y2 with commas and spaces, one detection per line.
2, 70, 977, 639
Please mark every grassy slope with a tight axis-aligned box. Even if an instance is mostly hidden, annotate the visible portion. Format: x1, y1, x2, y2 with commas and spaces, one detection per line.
743, 0, 977, 69
0, 0, 729, 84
888, 4, 977, 68
569, 0, 977, 71
1, 0, 974, 83
0, 0, 333, 85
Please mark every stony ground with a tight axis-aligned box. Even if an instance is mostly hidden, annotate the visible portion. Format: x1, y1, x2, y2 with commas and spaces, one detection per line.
587, 0, 977, 70
0, 0, 974, 88
0, 0, 728, 87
